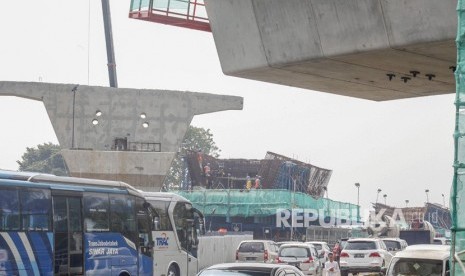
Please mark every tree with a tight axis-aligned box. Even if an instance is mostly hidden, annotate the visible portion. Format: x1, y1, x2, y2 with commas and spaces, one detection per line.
17, 142, 68, 176
164, 126, 220, 189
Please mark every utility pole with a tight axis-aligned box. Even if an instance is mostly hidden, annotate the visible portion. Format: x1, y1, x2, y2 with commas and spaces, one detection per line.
101, 0, 118, 88
355, 183, 360, 223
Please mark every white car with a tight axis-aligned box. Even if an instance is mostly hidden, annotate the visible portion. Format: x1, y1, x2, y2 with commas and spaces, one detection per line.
433, 237, 451, 245
339, 238, 393, 276
305, 241, 331, 264
277, 243, 321, 275
386, 245, 450, 276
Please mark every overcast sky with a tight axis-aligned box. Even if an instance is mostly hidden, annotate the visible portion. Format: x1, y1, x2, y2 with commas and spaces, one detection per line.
0, 1, 455, 214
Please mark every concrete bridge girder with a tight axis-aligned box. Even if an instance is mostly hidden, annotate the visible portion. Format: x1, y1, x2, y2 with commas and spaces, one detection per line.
0, 81, 243, 191
205, 0, 456, 101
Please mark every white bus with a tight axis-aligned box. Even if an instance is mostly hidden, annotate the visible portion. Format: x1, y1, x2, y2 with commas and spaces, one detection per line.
142, 192, 205, 276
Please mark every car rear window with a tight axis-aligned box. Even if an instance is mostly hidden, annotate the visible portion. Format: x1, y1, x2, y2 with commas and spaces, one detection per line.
239, 242, 265, 253
345, 241, 376, 250
383, 240, 401, 250
280, 247, 310, 257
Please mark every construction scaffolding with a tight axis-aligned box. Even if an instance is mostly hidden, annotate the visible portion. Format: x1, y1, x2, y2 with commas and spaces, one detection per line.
373, 202, 452, 234
182, 151, 332, 198
176, 189, 359, 220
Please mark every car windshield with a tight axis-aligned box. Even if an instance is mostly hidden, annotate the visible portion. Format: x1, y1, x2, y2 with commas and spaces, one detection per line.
388, 258, 443, 276
280, 247, 309, 258
384, 240, 401, 250
239, 242, 265, 253
345, 241, 376, 250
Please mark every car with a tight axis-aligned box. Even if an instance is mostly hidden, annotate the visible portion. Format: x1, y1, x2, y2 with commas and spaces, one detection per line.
433, 237, 451, 245
196, 263, 306, 276
339, 238, 393, 276
385, 245, 450, 276
236, 240, 279, 263
381, 238, 408, 253
276, 243, 321, 275
305, 241, 331, 264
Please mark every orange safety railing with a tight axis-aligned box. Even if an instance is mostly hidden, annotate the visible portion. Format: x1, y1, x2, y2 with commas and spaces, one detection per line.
129, 0, 211, 32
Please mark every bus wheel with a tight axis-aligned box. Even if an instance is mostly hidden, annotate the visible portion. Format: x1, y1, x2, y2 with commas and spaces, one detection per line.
168, 265, 179, 276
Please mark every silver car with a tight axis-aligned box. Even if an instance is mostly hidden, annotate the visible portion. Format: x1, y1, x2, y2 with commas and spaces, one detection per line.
236, 240, 279, 263
277, 243, 321, 275
306, 241, 331, 264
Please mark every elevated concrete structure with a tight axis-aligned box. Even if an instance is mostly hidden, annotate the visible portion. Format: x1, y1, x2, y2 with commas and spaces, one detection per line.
205, 0, 456, 101
0, 81, 243, 190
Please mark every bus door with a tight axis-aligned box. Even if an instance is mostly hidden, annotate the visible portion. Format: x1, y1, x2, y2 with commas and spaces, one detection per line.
52, 194, 83, 276
173, 202, 199, 276
136, 199, 153, 276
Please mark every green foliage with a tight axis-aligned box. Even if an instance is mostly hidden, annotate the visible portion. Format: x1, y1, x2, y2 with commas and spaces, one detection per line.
17, 142, 68, 176
164, 126, 220, 188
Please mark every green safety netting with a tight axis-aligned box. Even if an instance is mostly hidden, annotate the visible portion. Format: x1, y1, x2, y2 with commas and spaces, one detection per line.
454, 1, 465, 275
174, 189, 359, 221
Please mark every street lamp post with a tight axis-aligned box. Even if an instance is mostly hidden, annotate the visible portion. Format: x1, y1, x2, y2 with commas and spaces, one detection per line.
355, 183, 360, 223
405, 200, 409, 207
383, 194, 387, 205
425, 189, 430, 203
376, 188, 382, 205
442, 193, 446, 207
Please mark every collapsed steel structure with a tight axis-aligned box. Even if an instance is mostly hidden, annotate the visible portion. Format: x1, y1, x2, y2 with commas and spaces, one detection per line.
182, 150, 332, 198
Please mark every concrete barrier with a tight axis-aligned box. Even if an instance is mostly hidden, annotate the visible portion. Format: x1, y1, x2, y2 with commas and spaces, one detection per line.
198, 234, 253, 270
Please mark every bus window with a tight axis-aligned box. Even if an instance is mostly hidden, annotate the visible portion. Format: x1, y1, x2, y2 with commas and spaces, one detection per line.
148, 201, 172, 231
0, 189, 20, 231
110, 194, 136, 242
20, 189, 51, 231
83, 193, 109, 232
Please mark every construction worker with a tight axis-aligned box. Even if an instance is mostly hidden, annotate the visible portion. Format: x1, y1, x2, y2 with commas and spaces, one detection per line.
246, 175, 252, 191
204, 163, 211, 188
254, 175, 261, 189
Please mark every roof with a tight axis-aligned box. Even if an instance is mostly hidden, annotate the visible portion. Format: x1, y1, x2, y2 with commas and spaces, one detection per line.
204, 262, 303, 271
381, 238, 406, 242
394, 245, 450, 260
405, 245, 450, 251
239, 240, 275, 244
346, 238, 380, 242
142, 191, 190, 203
280, 243, 314, 249
0, 169, 141, 196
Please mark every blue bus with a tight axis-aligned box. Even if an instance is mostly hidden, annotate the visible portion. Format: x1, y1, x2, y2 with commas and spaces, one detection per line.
0, 170, 155, 276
